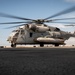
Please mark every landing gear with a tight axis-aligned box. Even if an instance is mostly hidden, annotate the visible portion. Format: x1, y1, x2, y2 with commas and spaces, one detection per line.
11, 43, 16, 48
55, 44, 59, 47
40, 44, 44, 47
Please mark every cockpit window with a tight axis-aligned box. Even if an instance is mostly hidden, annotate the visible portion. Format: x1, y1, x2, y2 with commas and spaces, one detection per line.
15, 33, 19, 36
12, 30, 20, 32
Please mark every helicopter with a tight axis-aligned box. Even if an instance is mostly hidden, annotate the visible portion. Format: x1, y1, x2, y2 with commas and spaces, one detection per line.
0, 6, 75, 47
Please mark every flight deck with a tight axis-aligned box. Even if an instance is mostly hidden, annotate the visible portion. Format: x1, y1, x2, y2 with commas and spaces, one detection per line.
0, 47, 75, 75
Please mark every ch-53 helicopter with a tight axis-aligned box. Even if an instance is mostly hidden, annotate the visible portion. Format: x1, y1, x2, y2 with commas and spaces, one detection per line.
0, 6, 75, 47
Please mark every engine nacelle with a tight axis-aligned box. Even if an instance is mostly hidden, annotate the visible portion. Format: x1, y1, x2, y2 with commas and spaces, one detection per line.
36, 26, 49, 32
30, 25, 36, 31
28, 24, 49, 32
27, 24, 36, 31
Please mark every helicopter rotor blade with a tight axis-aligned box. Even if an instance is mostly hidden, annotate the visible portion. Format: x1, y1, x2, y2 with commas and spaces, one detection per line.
4, 24, 27, 29
64, 25, 75, 26
0, 21, 32, 24
46, 17, 75, 22
49, 22, 75, 24
44, 6, 75, 20
0, 12, 34, 20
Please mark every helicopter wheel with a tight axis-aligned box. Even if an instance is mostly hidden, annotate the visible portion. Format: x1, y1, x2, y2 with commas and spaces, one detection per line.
55, 44, 59, 47
40, 43, 44, 47
11, 43, 16, 48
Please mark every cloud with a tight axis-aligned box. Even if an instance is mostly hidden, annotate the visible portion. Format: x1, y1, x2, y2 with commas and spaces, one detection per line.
65, 0, 75, 2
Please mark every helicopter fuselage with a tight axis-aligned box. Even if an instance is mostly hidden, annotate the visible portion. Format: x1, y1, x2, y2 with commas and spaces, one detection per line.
7, 24, 75, 47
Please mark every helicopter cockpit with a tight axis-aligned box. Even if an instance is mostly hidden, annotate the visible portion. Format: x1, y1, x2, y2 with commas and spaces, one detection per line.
12, 30, 20, 32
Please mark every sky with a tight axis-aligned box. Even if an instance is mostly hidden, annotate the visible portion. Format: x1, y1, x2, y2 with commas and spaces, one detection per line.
0, 0, 75, 46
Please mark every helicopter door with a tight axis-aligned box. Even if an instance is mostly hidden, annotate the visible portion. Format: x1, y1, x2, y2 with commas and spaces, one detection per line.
19, 29, 25, 39
20, 29, 25, 35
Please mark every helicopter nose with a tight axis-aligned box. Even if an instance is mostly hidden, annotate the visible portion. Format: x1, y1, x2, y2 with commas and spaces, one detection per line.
7, 36, 11, 41
7, 34, 14, 41
7, 32, 19, 42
